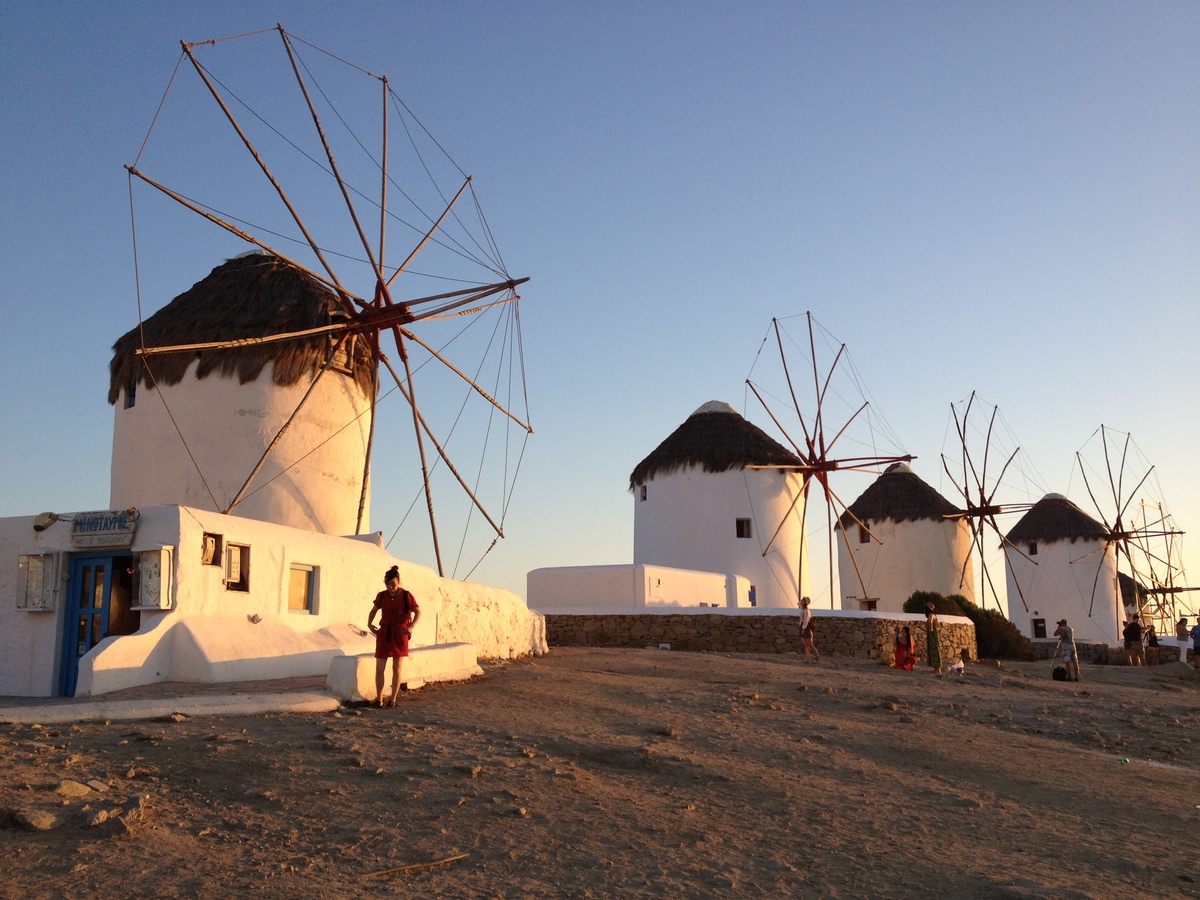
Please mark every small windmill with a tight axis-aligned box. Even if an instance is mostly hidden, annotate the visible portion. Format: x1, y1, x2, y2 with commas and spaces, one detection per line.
939, 392, 1040, 612
123, 26, 532, 579
1071, 426, 1189, 627
744, 313, 912, 607
1126, 501, 1196, 632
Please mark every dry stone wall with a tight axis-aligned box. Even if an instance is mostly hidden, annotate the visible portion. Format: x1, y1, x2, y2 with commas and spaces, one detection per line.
545, 612, 976, 663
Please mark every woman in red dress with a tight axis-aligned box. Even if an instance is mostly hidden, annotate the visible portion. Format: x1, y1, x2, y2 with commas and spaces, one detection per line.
367, 566, 420, 708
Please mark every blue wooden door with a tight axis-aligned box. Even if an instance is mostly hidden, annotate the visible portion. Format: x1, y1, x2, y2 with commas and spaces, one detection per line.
60, 555, 115, 697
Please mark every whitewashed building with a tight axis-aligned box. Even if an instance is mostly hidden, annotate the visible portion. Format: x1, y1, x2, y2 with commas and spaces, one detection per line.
835, 462, 975, 613
529, 401, 810, 611
1, 254, 545, 697
1004, 493, 1120, 644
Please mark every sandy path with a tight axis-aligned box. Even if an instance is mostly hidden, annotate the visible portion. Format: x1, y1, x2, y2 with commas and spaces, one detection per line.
2, 648, 1197, 898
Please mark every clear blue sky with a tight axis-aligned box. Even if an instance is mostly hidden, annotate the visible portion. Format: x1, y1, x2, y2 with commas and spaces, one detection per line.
2, 2, 1197, 615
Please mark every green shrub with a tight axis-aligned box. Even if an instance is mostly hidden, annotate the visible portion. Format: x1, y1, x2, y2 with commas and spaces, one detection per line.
903, 590, 1037, 661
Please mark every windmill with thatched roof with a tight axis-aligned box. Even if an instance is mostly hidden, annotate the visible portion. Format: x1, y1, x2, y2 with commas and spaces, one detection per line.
835, 462, 975, 613
1003, 493, 1120, 644
117, 26, 532, 577
630, 401, 810, 608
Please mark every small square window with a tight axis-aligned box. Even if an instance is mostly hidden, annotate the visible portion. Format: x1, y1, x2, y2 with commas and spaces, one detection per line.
289, 564, 316, 613
639, 485, 647, 502
224, 543, 250, 592
735, 518, 752, 539
124, 382, 136, 409
1028, 542, 1038, 556
858, 525, 870, 544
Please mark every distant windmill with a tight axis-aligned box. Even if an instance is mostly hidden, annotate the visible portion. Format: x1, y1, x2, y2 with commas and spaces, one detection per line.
1071, 426, 1190, 627
745, 313, 912, 608
122, 26, 532, 579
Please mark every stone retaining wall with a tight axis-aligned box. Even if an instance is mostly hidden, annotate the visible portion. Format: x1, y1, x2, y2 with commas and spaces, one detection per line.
545, 613, 976, 663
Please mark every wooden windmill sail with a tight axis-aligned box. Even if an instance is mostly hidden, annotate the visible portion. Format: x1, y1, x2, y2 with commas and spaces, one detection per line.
122, 26, 532, 579
744, 313, 912, 608
939, 392, 1039, 612
1071, 426, 1189, 628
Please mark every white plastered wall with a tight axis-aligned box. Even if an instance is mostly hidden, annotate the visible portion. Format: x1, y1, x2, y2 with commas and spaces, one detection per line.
633, 466, 809, 608
110, 360, 371, 536
527, 564, 748, 612
1, 505, 545, 697
1005, 536, 1121, 644
836, 517, 976, 612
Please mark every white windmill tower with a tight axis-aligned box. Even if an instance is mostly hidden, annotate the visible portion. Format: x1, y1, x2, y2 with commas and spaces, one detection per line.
836, 462, 975, 613
630, 401, 810, 608
1004, 493, 1118, 644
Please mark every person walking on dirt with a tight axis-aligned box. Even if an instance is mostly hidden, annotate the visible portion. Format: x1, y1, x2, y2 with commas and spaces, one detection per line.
799, 596, 820, 663
1054, 618, 1081, 682
924, 603, 941, 673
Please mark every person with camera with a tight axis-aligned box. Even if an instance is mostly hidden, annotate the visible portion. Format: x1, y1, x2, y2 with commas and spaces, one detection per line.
1053, 618, 1080, 682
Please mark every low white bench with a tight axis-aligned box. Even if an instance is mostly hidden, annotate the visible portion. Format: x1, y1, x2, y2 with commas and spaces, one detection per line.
326, 642, 483, 702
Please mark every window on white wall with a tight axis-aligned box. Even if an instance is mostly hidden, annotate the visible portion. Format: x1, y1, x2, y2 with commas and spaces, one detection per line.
735, 518, 752, 539
640, 485, 647, 501
224, 543, 250, 592
288, 564, 316, 612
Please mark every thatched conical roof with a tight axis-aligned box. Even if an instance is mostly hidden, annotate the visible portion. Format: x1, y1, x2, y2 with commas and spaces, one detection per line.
1005, 493, 1108, 544
629, 401, 802, 488
838, 462, 962, 526
108, 253, 374, 404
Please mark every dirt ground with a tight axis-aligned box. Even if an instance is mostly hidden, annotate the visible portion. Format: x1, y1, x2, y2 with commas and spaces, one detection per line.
2, 648, 1198, 899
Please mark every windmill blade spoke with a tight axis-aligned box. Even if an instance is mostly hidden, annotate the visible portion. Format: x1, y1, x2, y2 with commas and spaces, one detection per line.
940, 454, 971, 505
1086, 548, 1107, 618
1000, 544, 1032, 612
822, 402, 868, 456
225, 334, 347, 515
379, 336, 506, 539
986, 446, 1022, 506
386, 330, 443, 575
399, 327, 531, 433
279, 28, 386, 283
355, 333, 381, 534
180, 44, 353, 302
759, 475, 808, 557
1116, 465, 1156, 525
125, 165, 362, 313
1076, 452, 1106, 523
980, 404, 999, 494
772, 319, 814, 452
386, 176, 473, 289
746, 380, 808, 460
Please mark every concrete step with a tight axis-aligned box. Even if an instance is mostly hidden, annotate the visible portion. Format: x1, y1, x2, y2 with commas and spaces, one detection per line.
326, 642, 482, 702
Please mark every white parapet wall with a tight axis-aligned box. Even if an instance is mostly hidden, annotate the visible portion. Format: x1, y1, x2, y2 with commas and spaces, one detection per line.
1, 505, 546, 697
528, 564, 751, 612
327, 643, 484, 701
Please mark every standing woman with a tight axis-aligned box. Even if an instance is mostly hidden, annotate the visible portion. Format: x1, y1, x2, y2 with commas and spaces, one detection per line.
799, 596, 820, 663
367, 565, 420, 708
924, 603, 941, 673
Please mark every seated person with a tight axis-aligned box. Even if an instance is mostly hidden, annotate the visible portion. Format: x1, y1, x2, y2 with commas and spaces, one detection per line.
892, 626, 917, 670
